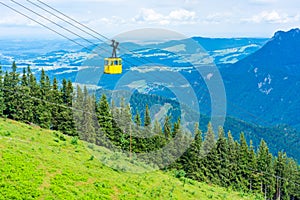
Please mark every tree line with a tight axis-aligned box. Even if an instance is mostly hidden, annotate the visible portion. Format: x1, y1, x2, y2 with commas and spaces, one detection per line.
0, 62, 299, 200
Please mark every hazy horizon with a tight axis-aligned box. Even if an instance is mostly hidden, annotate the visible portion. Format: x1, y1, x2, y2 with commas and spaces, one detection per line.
0, 0, 299, 39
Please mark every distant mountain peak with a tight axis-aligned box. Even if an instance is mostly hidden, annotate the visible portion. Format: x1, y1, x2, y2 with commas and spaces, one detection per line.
273, 28, 300, 41
237, 28, 300, 67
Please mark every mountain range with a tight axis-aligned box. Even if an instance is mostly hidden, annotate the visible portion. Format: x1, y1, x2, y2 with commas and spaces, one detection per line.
223, 28, 300, 129
0, 28, 299, 160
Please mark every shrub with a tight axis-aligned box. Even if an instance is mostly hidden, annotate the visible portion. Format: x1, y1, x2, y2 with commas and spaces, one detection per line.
174, 170, 186, 178
0, 130, 12, 136
54, 138, 59, 143
89, 155, 94, 161
59, 134, 66, 141
71, 137, 78, 145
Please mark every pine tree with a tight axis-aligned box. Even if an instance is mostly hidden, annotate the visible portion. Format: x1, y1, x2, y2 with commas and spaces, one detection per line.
19, 67, 32, 123
179, 123, 204, 181
151, 119, 165, 152
172, 118, 180, 138
143, 104, 152, 137
122, 104, 132, 134
285, 158, 300, 199
66, 80, 73, 106
236, 132, 251, 191
36, 69, 51, 128
257, 139, 275, 199
121, 104, 132, 150
57, 79, 76, 135
19, 69, 33, 123
3, 62, 20, 120
248, 140, 260, 192
73, 85, 84, 133
110, 99, 123, 147
26, 65, 31, 86
144, 104, 151, 127
134, 112, 141, 128
227, 131, 238, 187
163, 115, 172, 140
11, 61, 18, 85
201, 125, 219, 184
27, 66, 39, 124
79, 86, 96, 143
50, 77, 62, 130
274, 151, 289, 200
21, 68, 28, 87
215, 126, 230, 187
0, 65, 5, 116
96, 94, 113, 142
202, 122, 216, 155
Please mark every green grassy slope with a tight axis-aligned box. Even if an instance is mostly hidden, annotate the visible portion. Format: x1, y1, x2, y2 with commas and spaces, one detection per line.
0, 118, 262, 200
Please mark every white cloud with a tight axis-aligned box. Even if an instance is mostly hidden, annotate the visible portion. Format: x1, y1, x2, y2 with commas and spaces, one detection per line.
169, 9, 196, 20
204, 12, 233, 24
0, 16, 31, 26
133, 8, 197, 25
0, 11, 76, 28
140, 9, 164, 21
98, 16, 127, 25
245, 10, 300, 23
249, 0, 277, 4
0, 0, 299, 38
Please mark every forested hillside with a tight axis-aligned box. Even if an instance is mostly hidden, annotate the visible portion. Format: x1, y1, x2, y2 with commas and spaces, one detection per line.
0, 62, 299, 199
0, 118, 260, 199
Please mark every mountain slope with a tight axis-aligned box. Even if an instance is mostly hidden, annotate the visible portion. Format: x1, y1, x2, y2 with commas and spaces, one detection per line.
0, 118, 261, 200
222, 28, 300, 130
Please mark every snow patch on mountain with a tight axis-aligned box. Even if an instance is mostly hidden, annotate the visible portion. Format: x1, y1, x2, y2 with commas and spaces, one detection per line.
55, 69, 78, 75
206, 73, 214, 80
238, 44, 259, 52
257, 74, 273, 95
130, 66, 194, 73
219, 54, 240, 64
163, 44, 186, 52
125, 80, 147, 91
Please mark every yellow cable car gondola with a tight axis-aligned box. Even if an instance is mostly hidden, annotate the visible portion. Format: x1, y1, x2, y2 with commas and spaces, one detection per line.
104, 40, 122, 74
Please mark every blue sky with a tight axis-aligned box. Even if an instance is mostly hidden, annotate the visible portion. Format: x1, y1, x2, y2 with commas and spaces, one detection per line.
0, 0, 299, 38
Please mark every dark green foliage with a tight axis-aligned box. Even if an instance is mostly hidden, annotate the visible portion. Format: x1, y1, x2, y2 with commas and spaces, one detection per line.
3, 62, 19, 120
215, 127, 230, 187
236, 133, 251, 191
173, 123, 300, 199
0, 66, 5, 117
74, 86, 97, 143
256, 139, 275, 199
175, 123, 204, 181
57, 79, 76, 136
227, 131, 239, 184
174, 169, 186, 178
172, 118, 180, 138
0, 63, 76, 135
96, 94, 113, 143
71, 136, 79, 145
202, 122, 216, 155
144, 104, 151, 127
163, 115, 172, 140
50, 77, 61, 130
134, 112, 141, 127
0, 62, 299, 199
